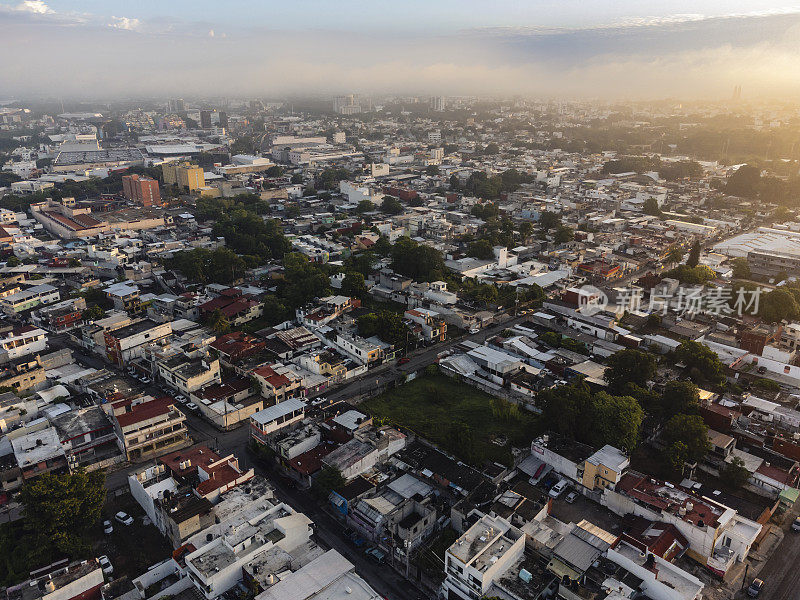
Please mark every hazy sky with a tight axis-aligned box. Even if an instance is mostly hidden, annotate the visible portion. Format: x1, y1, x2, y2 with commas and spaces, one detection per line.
3, 0, 800, 99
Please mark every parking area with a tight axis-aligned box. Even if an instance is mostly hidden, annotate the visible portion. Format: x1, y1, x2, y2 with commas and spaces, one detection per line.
89, 492, 172, 582
548, 489, 622, 534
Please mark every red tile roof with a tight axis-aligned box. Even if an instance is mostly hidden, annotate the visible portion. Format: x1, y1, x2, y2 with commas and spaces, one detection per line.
115, 398, 174, 428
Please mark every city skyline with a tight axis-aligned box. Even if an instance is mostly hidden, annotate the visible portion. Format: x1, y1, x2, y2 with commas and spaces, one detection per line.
3, 0, 800, 98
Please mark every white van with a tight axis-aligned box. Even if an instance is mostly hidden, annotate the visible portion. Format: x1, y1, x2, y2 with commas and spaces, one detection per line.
549, 479, 568, 498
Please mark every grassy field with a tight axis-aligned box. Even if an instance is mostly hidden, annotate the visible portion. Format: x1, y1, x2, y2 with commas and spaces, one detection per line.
362, 374, 540, 466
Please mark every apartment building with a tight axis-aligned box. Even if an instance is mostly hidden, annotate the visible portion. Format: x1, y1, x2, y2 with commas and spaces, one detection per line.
184, 503, 312, 600
0, 283, 59, 315
252, 363, 303, 402
110, 397, 189, 461
442, 514, 526, 600
602, 472, 761, 576
0, 357, 47, 392
162, 162, 205, 191
104, 319, 172, 367
157, 354, 221, 395
11, 426, 69, 481
0, 325, 47, 362
122, 173, 161, 206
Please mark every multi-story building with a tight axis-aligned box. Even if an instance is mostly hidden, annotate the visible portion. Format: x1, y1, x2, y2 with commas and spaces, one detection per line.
0, 325, 47, 362
250, 398, 306, 443
104, 319, 172, 367
0, 357, 47, 392
404, 308, 447, 343
157, 354, 221, 395
109, 397, 189, 461
7, 558, 105, 600
11, 426, 69, 481
0, 283, 59, 315
442, 514, 526, 600
122, 174, 162, 206
183, 503, 313, 600
199, 110, 212, 129
602, 472, 761, 576
162, 162, 205, 191
748, 248, 800, 279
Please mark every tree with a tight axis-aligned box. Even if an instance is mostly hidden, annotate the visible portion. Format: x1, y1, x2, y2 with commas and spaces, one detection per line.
467, 239, 494, 260
206, 309, 230, 334
590, 392, 643, 451
290, 173, 303, 184
341, 271, 367, 298
356, 199, 375, 213
20, 470, 106, 560
605, 349, 657, 393
721, 457, 751, 490
425, 165, 440, 176
390, 237, 445, 282
663, 414, 710, 464
381, 197, 403, 215
81, 305, 106, 322
518, 221, 533, 240
661, 380, 700, 420
686, 241, 701, 268
554, 226, 574, 244
539, 211, 560, 230
675, 341, 727, 385
665, 441, 689, 476
643, 197, 662, 217
731, 257, 751, 279
484, 142, 499, 155
666, 246, 684, 265
759, 288, 800, 323
726, 164, 761, 198
312, 466, 345, 499
358, 310, 409, 348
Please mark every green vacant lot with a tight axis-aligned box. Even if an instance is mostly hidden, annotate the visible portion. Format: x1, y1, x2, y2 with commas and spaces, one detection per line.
362, 374, 539, 466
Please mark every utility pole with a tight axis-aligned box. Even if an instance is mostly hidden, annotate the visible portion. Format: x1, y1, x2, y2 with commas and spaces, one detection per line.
405, 540, 410, 579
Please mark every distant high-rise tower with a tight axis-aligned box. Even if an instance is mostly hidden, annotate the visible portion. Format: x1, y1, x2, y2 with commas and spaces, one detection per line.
732, 85, 742, 101
431, 96, 445, 111
168, 98, 185, 113
218, 111, 228, 129
333, 94, 361, 114
199, 110, 212, 129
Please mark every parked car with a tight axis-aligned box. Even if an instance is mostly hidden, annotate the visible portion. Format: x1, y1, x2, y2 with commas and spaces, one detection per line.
140, 377, 152, 384
565, 491, 578, 504
792, 517, 800, 532
115, 511, 134, 526
185, 402, 199, 413
549, 479, 568, 498
365, 547, 386, 563
103, 520, 113, 534
747, 578, 764, 598
469, 328, 480, 334
98, 555, 113, 576
398, 357, 410, 365
757, 366, 767, 375
351, 536, 367, 548
175, 395, 188, 404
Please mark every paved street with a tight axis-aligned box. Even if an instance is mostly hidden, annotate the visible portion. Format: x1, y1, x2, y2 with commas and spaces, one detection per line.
751, 505, 800, 600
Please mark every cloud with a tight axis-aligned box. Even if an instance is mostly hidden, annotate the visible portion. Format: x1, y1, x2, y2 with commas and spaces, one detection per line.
15, 0, 52, 14
108, 16, 140, 31
2, 9, 800, 99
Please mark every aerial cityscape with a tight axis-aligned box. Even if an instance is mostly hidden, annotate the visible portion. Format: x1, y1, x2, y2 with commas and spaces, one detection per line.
3, 2, 800, 600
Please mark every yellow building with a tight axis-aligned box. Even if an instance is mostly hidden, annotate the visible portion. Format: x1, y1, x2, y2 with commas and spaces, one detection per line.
162, 162, 205, 191
578, 445, 630, 491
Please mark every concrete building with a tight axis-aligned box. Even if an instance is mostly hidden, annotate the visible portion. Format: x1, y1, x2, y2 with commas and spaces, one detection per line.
442, 514, 526, 600
110, 397, 190, 461
162, 162, 205, 191
122, 174, 161, 206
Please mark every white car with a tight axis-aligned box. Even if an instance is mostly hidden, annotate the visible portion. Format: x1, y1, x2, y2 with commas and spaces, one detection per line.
115, 511, 134, 526
98, 555, 113, 576
185, 402, 199, 413
469, 328, 480, 334
103, 520, 113, 534
140, 377, 152, 384
549, 479, 568, 499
